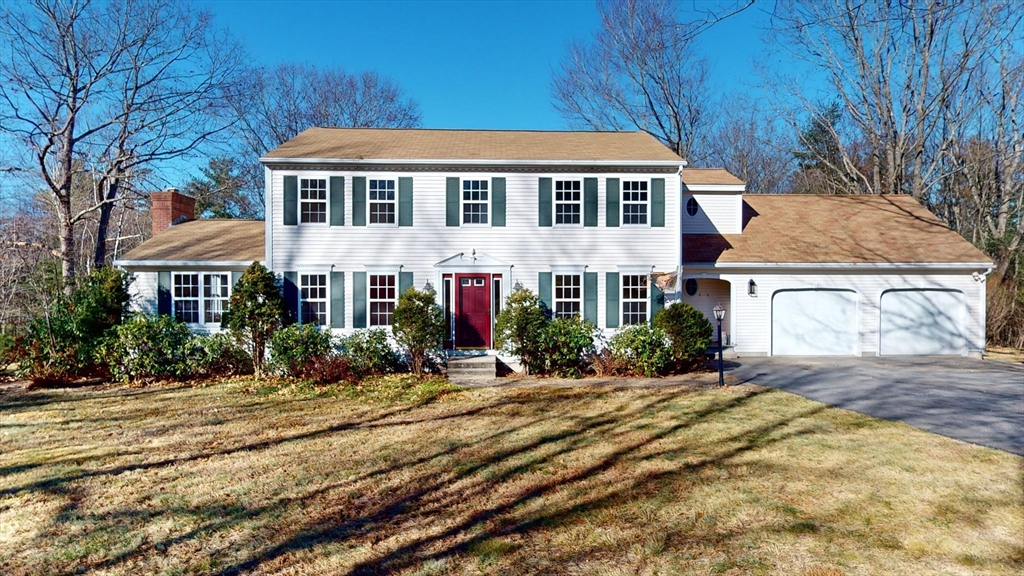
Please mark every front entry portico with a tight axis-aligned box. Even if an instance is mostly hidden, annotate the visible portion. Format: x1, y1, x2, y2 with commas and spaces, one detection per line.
435, 252, 510, 351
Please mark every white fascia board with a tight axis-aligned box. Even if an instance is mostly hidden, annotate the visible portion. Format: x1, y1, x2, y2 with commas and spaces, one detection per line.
683, 261, 994, 271
113, 260, 262, 268
259, 157, 684, 168
682, 184, 746, 193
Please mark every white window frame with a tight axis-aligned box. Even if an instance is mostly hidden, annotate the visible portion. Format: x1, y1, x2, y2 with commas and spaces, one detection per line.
553, 273, 582, 318
369, 273, 397, 326
172, 272, 232, 326
621, 179, 650, 227
203, 273, 231, 324
299, 177, 328, 224
461, 178, 490, 226
553, 179, 583, 227
300, 273, 328, 326
368, 177, 398, 227
621, 273, 649, 325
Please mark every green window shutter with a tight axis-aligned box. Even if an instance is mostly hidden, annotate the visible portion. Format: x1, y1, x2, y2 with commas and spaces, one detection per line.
352, 272, 367, 328
157, 271, 171, 315
446, 177, 460, 226
538, 178, 552, 227
330, 271, 345, 328
538, 272, 552, 314
399, 271, 414, 294
605, 272, 619, 328
283, 176, 298, 226
651, 283, 664, 320
584, 272, 598, 325
283, 271, 298, 324
231, 271, 243, 287
584, 178, 598, 227
491, 177, 506, 227
398, 177, 413, 227
352, 177, 366, 226
606, 178, 620, 227
651, 178, 665, 227
330, 177, 345, 226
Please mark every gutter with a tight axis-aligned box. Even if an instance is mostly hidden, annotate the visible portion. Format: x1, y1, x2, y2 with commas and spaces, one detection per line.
683, 261, 996, 271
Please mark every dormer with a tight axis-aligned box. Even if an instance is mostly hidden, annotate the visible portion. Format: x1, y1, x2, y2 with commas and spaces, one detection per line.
681, 168, 745, 235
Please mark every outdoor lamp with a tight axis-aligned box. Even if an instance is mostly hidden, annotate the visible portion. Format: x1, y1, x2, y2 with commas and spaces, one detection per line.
423, 281, 435, 294
748, 279, 757, 297
713, 303, 725, 387
513, 280, 524, 291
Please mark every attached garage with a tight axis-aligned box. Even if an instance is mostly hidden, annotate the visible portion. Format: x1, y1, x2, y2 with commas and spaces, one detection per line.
879, 289, 967, 355
772, 289, 859, 355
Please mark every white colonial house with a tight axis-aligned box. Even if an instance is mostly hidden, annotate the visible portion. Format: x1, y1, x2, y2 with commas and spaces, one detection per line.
116, 128, 993, 358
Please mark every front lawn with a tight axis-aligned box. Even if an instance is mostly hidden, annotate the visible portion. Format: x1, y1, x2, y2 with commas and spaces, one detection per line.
0, 379, 1020, 575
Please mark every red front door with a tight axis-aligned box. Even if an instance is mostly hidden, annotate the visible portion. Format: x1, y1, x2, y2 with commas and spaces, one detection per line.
455, 274, 491, 348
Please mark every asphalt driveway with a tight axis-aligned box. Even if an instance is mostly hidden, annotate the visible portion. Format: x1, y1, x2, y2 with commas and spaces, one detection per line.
726, 356, 1024, 456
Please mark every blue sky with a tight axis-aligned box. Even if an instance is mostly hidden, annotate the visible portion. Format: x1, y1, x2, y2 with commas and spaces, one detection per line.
203, 0, 775, 130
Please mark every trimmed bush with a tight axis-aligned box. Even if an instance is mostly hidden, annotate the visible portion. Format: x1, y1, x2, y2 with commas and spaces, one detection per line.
494, 289, 548, 375
268, 323, 334, 378
338, 329, 402, 377
607, 323, 672, 377
654, 303, 714, 369
542, 316, 598, 378
391, 288, 446, 374
190, 333, 252, 378
98, 315, 196, 383
222, 262, 285, 377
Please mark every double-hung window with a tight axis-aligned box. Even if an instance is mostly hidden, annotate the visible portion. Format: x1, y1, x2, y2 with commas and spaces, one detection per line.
462, 180, 488, 224
554, 274, 582, 318
300, 274, 328, 325
369, 179, 396, 224
173, 273, 200, 323
554, 180, 581, 225
369, 274, 397, 326
300, 178, 327, 223
622, 180, 649, 225
622, 274, 649, 325
203, 274, 230, 324
174, 272, 230, 325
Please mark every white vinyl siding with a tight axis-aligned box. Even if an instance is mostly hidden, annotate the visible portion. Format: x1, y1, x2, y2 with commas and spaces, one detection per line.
681, 193, 742, 234
268, 170, 680, 334
715, 271, 986, 357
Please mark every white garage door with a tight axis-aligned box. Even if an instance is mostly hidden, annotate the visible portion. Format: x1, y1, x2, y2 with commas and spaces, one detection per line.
879, 290, 966, 355
772, 289, 858, 355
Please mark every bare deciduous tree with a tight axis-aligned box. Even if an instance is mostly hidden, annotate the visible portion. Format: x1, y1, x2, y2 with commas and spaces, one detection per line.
226, 64, 422, 209
552, 0, 752, 163
0, 0, 244, 281
707, 98, 794, 194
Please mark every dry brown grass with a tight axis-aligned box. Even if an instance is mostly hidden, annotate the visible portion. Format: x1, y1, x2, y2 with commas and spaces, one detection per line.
0, 379, 1021, 575
986, 346, 1024, 364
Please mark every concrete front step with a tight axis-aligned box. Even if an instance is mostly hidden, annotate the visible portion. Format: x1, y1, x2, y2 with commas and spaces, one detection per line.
448, 355, 498, 384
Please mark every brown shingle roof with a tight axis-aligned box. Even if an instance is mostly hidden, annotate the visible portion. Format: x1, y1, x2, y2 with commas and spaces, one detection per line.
682, 168, 744, 186
684, 195, 992, 265
262, 127, 684, 163
118, 219, 264, 263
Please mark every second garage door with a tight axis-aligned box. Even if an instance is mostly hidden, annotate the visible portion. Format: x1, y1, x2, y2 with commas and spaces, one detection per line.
879, 289, 966, 355
772, 289, 858, 355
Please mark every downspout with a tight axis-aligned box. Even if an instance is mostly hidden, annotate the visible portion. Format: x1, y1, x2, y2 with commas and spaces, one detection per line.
676, 161, 687, 296
978, 266, 993, 357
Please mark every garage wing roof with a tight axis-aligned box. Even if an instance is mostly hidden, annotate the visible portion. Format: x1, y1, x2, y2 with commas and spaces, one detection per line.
117, 219, 265, 265
683, 194, 992, 266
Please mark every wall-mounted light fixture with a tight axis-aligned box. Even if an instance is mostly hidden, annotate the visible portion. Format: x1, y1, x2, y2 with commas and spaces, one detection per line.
513, 280, 524, 292
423, 281, 435, 294
748, 279, 758, 297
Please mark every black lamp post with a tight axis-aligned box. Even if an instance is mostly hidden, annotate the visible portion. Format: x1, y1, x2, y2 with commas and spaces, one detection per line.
713, 303, 725, 387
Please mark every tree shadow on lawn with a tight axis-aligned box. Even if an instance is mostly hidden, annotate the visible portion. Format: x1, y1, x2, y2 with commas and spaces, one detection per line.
18, 384, 1011, 576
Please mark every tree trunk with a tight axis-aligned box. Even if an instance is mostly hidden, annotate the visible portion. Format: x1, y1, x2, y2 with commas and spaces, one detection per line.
93, 178, 119, 269
58, 201, 75, 293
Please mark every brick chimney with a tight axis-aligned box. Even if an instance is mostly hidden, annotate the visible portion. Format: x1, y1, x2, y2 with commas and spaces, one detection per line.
151, 188, 195, 234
